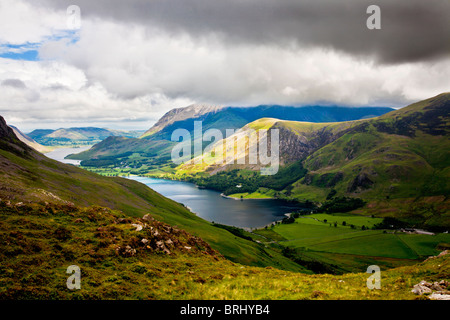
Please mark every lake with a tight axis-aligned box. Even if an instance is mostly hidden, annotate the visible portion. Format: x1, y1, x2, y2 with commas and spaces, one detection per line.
129, 176, 306, 229
45, 146, 92, 165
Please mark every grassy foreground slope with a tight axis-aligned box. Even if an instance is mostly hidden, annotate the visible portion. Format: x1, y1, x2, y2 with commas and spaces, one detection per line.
0, 116, 305, 271
1, 201, 448, 300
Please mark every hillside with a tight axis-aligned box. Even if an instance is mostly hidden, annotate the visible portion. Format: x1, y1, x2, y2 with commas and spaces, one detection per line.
0, 116, 306, 271
176, 93, 450, 229
1, 200, 449, 299
9, 125, 53, 154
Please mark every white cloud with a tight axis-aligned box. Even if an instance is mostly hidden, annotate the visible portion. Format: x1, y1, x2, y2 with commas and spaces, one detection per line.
0, 58, 193, 131
0, 0, 66, 44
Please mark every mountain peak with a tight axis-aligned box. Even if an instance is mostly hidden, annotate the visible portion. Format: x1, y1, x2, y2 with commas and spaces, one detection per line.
141, 103, 224, 138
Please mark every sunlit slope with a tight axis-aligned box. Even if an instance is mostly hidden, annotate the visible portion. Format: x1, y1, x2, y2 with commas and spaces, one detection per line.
176, 93, 450, 227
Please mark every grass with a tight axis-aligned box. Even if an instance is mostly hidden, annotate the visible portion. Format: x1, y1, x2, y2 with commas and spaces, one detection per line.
253, 212, 450, 272
2, 201, 449, 300
227, 192, 273, 199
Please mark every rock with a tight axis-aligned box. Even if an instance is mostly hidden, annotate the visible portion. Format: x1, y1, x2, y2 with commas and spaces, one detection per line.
411, 284, 432, 295
347, 173, 374, 192
142, 214, 154, 222
425, 250, 449, 261
116, 245, 136, 257
429, 293, 450, 300
419, 280, 432, 288
431, 283, 443, 291
116, 218, 131, 224
131, 223, 143, 232
141, 238, 149, 244
438, 280, 449, 287
151, 227, 159, 237
437, 250, 449, 257
155, 240, 171, 254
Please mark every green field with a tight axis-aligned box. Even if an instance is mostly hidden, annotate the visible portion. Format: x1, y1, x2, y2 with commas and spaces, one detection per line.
254, 212, 450, 272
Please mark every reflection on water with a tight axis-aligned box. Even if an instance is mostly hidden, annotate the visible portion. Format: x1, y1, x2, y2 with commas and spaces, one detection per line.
129, 176, 305, 229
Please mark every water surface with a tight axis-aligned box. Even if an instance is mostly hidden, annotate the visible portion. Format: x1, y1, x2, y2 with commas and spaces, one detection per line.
129, 176, 305, 229
45, 146, 91, 165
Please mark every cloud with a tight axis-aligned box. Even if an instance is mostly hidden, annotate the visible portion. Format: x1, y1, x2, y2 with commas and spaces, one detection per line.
0, 58, 194, 131
0, 0, 67, 45
36, 0, 450, 64
37, 18, 450, 107
2, 78, 27, 89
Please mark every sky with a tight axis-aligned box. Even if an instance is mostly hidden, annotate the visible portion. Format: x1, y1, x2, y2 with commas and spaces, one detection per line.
0, 0, 449, 132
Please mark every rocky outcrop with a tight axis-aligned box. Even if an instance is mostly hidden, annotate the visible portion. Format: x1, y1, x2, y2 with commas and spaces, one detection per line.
114, 214, 221, 258
411, 280, 450, 300
347, 172, 374, 193
411, 251, 450, 300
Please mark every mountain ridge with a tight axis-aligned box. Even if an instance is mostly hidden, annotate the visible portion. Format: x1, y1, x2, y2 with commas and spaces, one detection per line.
141, 104, 395, 140
27, 127, 144, 146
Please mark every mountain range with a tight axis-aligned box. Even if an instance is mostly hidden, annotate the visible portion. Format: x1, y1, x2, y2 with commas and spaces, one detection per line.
141, 103, 394, 140
27, 127, 145, 146
177, 93, 450, 229
68, 104, 394, 174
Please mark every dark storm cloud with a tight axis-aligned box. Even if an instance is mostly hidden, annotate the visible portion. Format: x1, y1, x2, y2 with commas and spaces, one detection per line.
37, 0, 450, 63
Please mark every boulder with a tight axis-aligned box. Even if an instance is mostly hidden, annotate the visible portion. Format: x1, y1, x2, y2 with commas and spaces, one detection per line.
131, 223, 143, 232
429, 293, 450, 300
142, 214, 154, 222
411, 284, 432, 295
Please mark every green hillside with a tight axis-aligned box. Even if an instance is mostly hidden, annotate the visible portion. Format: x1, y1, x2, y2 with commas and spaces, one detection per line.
0, 116, 306, 272
175, 93, 450, 229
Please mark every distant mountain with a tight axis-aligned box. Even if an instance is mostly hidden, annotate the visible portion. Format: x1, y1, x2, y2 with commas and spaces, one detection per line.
8, 125, 53, 154
27, 127, 145, 146
142, 104, 394, 140
68, 104, 393, 172
141, 103, 224, 138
